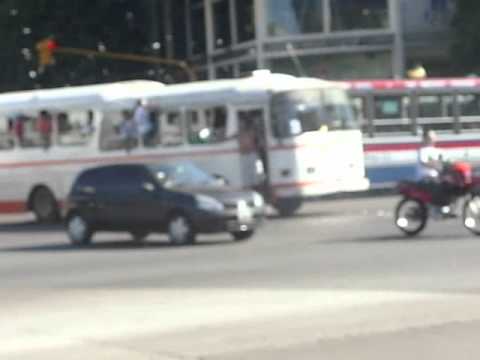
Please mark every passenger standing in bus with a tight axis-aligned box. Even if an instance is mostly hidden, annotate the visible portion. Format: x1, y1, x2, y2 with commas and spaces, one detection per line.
120, 110, 137, 151
37, 110, 53, 148
81, 110, 95, 137
238, 113, 265, 189
13, 114, 25, 146
133, 99, 152, 146
57, 112, 70, 135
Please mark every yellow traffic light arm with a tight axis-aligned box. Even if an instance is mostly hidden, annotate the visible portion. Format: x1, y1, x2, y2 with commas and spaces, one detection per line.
54, 47, 197, 81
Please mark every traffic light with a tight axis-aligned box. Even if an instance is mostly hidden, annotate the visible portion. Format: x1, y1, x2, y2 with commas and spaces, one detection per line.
36, 37, 58, 71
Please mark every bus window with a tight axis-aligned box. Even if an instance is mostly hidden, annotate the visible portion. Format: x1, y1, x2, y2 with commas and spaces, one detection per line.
186, 110, 203, 144
323, 89, 357, 130
145, 111, 160, 147
417, 95, 454, 133
417, 95, 454, 117
187, 107, 229, 144
162, 111, 183, 146
374, 96, 403, 119
458, 94, 480, 131
206, 107, 228, 142
0, 116, 14, 150
19, 115, 49, 148
351, 96, 368, 134
373, 95, 411, 135
100, 110, 139, 151
418, 96, 442, 118
57, 110, 95, 146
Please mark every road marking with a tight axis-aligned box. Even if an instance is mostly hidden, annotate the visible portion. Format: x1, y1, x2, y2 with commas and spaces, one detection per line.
3, 289, 480, 357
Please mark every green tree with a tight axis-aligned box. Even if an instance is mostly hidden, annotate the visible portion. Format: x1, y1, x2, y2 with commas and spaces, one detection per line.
450, 0, 480, 75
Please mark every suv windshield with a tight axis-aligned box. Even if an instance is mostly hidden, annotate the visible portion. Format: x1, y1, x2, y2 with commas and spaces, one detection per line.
271, 88, 358, 138
149, 162, 218, 188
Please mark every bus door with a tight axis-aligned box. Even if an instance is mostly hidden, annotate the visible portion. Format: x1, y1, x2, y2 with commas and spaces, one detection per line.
236, 107, 269, 194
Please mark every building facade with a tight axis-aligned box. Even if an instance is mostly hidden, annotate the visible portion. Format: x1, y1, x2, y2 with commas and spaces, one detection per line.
161, 0, 455, 81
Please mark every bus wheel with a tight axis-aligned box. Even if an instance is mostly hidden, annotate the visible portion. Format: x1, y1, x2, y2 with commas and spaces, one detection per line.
274, 198, 303, 217
31, 187, 59, 223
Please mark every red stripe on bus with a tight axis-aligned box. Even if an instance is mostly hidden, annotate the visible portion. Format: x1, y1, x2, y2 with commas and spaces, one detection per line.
271, 181, 323, 189
364, 140, 480, 152
345, 78, 480, 90
0, 147, 241, 169
0, 201, 27, 213
364, 143, 419, 152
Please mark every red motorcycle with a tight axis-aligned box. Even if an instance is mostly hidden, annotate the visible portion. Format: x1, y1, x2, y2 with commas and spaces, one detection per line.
395, 161, 480, 236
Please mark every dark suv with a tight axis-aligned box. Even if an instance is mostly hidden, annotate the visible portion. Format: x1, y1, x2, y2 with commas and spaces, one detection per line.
65, 162, 265, 246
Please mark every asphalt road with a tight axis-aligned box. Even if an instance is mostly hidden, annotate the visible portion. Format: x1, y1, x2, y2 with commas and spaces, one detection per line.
2, 196, 480, 359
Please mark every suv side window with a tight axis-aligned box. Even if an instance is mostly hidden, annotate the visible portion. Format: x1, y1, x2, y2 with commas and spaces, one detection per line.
73, 167, 118, 194
111, 166, 151, 191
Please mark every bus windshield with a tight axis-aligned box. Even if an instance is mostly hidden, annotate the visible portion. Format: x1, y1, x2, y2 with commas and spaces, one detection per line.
271, 88, 358, 138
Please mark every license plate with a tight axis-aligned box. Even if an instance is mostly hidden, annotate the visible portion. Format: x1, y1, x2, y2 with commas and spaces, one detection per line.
237, 200, 253, 222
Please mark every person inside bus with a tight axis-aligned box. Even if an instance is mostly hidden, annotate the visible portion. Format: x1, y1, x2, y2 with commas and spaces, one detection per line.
238, 114, 256, 153
238, 112, 266, 188
119, 109, 138, 150
81, 110, 95, 137
212, 112, 227, 142
37, 110, 53, 148
13, 114, 26, 146
133, 99, 153, 146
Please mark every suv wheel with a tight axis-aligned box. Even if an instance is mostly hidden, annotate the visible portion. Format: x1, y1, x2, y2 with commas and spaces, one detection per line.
67, 214, 93, 246
168, 214, 195, 246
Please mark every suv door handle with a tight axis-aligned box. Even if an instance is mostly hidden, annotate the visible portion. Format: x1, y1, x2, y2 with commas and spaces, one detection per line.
81, 186, 96, 194
142, 182, 155, 192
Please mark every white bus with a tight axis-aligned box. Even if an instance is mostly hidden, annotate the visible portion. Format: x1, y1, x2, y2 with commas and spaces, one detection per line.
0, 71, 369, 220
346, 78, 480, 187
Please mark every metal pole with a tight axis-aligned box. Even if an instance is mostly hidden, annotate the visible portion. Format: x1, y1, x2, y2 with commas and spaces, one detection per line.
204, 0, 215, 79
149, 0, 161, 78
323, 0, 331, 33
254, 0, 266, 69
54, 47, 197, 81
163, 0, 174, 59
390, 0, 405, 79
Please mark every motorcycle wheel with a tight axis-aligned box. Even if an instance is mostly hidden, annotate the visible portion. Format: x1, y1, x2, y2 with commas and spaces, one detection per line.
395, 198, 428, 236
463, 196, 480, 235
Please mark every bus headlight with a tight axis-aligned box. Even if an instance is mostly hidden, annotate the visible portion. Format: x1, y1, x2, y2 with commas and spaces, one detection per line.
195, 194, 224, 213
253, 192, 264, 208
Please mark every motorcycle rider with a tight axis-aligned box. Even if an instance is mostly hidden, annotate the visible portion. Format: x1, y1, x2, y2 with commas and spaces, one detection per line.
416, 128, 455, 214
415, 128, 442, 181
